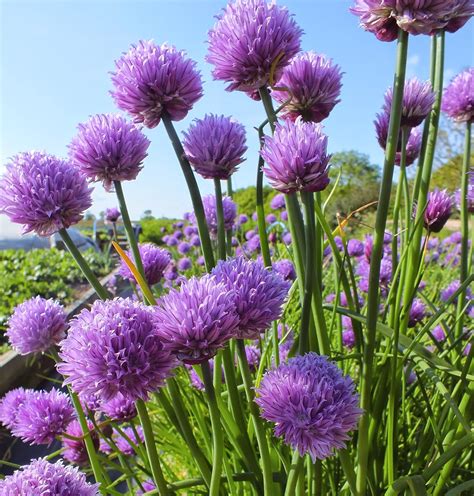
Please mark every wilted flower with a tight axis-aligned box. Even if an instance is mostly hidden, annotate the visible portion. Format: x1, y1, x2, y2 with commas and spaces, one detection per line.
442, 68, 474, 124
119, 243, 171, 286
0, 458, 99, 495
111, 40, 203, 127
154, 275, 239, 364
183, 114, 247, 180
57, 298, 176, 402
69, 114, 150, 190
261, 118, 331, 194
423, 188, 453, 233
273, 259, 296, 281
383, 78, 435, 128
212, 258, 290, 339
0, 388, 27, 430
207, 0, 302, 92
105, 207, 121, 223
408, 298, 427, 327
193, 194, 237, 237
0, 151, 92, 236
273, 51, 343, 123
256, 353, 362, 461
6, 296, 67, 355
62, 419, 99, 466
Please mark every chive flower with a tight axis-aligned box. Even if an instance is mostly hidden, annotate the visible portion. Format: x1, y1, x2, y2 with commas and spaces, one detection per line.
442, 68, 474, 124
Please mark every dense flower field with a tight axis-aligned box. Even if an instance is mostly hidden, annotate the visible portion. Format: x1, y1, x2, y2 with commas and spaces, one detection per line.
0, 1, 473, 495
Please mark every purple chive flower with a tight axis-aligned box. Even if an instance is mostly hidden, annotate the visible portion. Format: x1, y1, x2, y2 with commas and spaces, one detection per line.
178, 241, 191, 254
342, 329, 356, 349
442, 68, 474, 124
177, 257, 192, 271
212, 258, 290, 339
424, 188, 453, 233
196, 255, 206, 266
273, 51, 343, 123
184, 225, 197, 237
113, 426, 145, 456
105, 207, 121, 223
187, 359, 225, 390
444, 1, 474, 33
119, 243, 171, 286
244, 344, 261, 372
155, 275, 239, 364
270, 193, 286, 210
266, 213, 277, 223
432, 325, 447, 342
207, 0, 302, 93
408, 298, 427, 327
10, 389, 75, 446
6, 296, 67, 355
440, 279, 472, 303
282, 231, 292, 245
246, 234, 261, 253
173, 230, 184, 240
193, 194, 237, 238
190, 234, 201, 247
268, 232, 277, 245
261, 119, 331, 194
111, 40, 203, 127
256, 353, 362, 461
273, 259, 297, 281
281, 210, 288, 221
347, 239, 364, 257
0, 151, 92, 236
238, 213, 249, 225
0, 458, 99, 495
183, 114, 247, 180
252, 211, 258, 222
69, 114, 150, 191
384, 78, 435, 128
57, 298, 176, 403
62, 419, 99, 466
0, 388, 27, 430
166, 236, 178, 247
246, 229, 257, 240
98, 392, 137, 422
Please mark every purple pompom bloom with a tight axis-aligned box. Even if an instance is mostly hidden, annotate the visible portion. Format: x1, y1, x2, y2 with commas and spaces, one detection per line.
57, 298, 176, 403
238, 213, 249, 225
273, 51, 343, 123
193, 194, 237, 238
282, 231, 292, 245
166, 236, 178, 247
62, 419, 99, 466
347, 239, 364, 257
432, 325, 446, 342
384, 78, 435, 128
273, 258, 296, 281
0, 388, 27, 429
178, 241, 191, 254
245, 344, 261, 372
207, 0, 302, 93
246, 234, 261, 254
342, 327, 356, 349
408, 298, 427, 327
440, 279, 472, 303
154, 275, 239, 364
113, 426, 145, 456
183, 114, 247, 180
10, 389, 75, 446
270, 193, 286, 210
261, 118, 331, 194
98, 392, 137, 422
0, 458, 99, 495
6, 296, 67, 355
190, 234, 201, 247
212, 258, 290, 339
423, 188, 453, 233
0, 151, 92, 236
177, 257, 192, 271
105, 207, 121, 223
256, 353, 362, 461
442, 68, 474, 124
69, 114, 150, 191
111, 40, 203, 127
281, 210, 288, 221
119, 243, 171, 286
266, 213, 277, 223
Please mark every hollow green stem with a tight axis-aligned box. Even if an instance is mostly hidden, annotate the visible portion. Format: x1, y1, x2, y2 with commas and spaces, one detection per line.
59, 228, 109, 300
256, 150, 272, 267
357, 29, 409, 496
201, 360, 224, 496
214, 178, 227, 261
136, 398, 169, 495
161, 113, 215, 270
284, 452, 304, 496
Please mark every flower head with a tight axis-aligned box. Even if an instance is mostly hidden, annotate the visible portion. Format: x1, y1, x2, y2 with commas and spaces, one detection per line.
10, 389, 75, 446
442, 68, 474, 124
6, 296, 67, 355
62, 419, 99, 466
408, 298, 427, 327
177, 257, 192, 271
383, 78, 435, 128
207, 0, 302, 92
111, 40, 203, 127
0, 151, 92, 236
57, 298, 176, 403
270, 193, 286, 210
98, 392, 137, 422
273, 51, 343, 123
154, 275, 239, 364
119, 243, 171, 286
0, 388, 27, 429
347, 239, 364, 257
0, 458, 99, 495
183, 114, 247, 180
193, 194, 237, 238
424, 188, 453, 233
256, 353, 362, 461
432, 325, 447, 342
212, 257, 290, 339
273, 258, 296, 281
105, 207, 121, 223
261, 118, 331, 194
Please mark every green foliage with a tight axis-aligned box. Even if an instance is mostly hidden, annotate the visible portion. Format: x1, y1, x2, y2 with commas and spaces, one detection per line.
430, 153, 473, 192
141, 217, 178, 244
233, 185, 275, 217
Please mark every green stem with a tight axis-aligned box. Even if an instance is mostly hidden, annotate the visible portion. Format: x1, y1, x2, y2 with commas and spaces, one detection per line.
256, 150, 272, 267
236, 339, 274, 495
214, 178, 227, 261
201, 360, 224, 496
455, 122, 472, 339
59, 228, 109, 300
136, 399, 169, 495
161, 113, 215, 270
284, 451, 304, 496
357, 29, 409, 496
114, 180, 146, 282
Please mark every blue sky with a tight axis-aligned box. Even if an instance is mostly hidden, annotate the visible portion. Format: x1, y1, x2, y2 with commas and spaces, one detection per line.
1, 0, 473, 220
